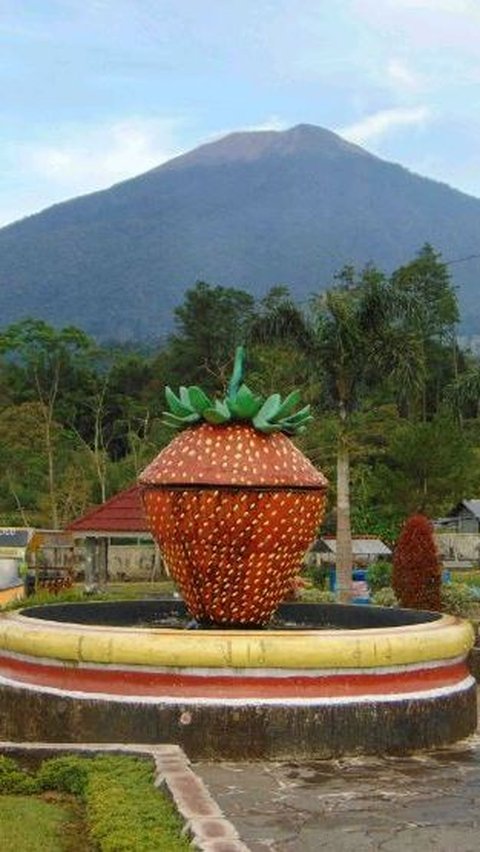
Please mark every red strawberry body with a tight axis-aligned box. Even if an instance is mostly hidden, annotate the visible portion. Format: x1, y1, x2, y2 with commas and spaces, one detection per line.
140, 422, 327, 625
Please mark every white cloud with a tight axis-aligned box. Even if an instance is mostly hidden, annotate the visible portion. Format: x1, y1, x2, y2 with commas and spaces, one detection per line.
239, 116, 288, 133
338, 106, 431, 145
17, 118, 182, 193
387, 59, 421, 92
0, 117, 184, 226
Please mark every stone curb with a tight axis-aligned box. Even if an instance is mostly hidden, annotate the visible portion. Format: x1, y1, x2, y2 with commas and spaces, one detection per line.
0, 741, 250, 852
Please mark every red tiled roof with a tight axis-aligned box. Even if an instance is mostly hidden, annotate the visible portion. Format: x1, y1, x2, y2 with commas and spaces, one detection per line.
66, 485, 150, 534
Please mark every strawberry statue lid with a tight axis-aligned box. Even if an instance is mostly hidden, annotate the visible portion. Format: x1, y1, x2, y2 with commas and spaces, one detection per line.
139, 347, 328, 490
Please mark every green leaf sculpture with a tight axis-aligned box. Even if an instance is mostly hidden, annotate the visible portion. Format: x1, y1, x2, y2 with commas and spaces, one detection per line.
163, 346, 313, 435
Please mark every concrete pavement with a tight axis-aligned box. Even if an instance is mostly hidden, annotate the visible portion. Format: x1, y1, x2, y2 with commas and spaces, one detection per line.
194, 730, 480, 851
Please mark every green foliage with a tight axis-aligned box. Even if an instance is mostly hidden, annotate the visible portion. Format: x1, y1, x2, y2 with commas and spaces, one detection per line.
391, 244, 459, 338
369, 415, 476, 520
299, 587, 336, 603
37, 755, 89, 795
389, 244, 459, 419
441, 583, 475, 617
0, 756, 39, 795
166, 281, 255, 392
366, 561, 393, 593
0, 319, 99, 526
0, 318, 96, 431
309, 264, 392, 415
0, 246, 478, 533
371, 587, 399, 607
0, 754, 189, 852
352, 512, 400, 548
0, 319, 170, 525
452, 571, 480, 587
304, 563, 330, 589
85, 756, 190, 852
0, 402, 52, 519
0, 795, 73, 852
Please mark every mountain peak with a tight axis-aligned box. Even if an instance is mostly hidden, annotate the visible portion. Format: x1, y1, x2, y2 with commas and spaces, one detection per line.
159, 122, 373, 173
275, 123, 373, 158
1, 120, 480, 341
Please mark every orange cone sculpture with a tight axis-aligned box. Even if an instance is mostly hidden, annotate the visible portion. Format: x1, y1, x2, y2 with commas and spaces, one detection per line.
139, 348, 327, 625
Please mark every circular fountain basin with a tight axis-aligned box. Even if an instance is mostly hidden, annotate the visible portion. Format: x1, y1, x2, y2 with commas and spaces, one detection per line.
0, 600, 476, 758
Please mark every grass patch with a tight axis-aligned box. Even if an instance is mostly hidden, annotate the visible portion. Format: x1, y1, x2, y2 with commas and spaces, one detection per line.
7, 580, 177, 610
452, 570, 480, 587
0, 795, 77, 851
0, 754, 190, 851
107, 581, 177, 599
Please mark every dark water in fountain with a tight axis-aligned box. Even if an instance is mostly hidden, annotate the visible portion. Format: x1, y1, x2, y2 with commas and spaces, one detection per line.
21, 599, 441, 630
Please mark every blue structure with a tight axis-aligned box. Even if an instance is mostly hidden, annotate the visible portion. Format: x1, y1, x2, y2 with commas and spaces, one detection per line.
328, 567, 370, 604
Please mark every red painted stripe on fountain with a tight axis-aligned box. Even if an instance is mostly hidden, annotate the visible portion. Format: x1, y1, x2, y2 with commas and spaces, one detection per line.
0, 653, 469, 699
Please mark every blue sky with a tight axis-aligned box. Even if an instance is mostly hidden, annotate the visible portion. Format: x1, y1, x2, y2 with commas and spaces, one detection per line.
2, 0, 480, 225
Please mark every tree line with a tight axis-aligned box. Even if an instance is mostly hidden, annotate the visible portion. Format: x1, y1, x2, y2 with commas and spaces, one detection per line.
1, 244, 479, 567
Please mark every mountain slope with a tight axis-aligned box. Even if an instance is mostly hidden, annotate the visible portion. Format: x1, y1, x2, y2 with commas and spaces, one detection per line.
1, 123, 480, 340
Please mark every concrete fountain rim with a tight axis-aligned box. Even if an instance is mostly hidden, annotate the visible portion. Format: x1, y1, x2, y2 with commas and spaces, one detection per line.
0, 601, 476, 756
0, 603, 474, 670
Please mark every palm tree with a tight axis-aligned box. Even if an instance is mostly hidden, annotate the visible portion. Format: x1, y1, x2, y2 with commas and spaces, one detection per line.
251, 268, 393, 602
446, 362, 480, 421
309, 268, 395, 600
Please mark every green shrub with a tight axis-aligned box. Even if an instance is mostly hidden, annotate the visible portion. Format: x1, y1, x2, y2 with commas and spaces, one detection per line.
1, 754, 189, 851
371, 587, 399, 608
299, 588, 336, 603
304, 563, 329, 589
0, 756, 39, 795
441, 583, 475, 617
86, 756, 189, 851
366, 561, 392, 593
37, 755, 89, 795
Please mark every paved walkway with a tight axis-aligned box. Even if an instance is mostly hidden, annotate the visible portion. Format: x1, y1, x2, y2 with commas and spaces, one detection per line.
4, 725, 480, 850
194, 731, 480, 851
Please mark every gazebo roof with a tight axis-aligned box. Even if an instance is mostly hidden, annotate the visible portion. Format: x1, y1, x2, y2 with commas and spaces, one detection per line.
454, 499, 480, 520
66, 485, 150, 536
312, 536, 391, 556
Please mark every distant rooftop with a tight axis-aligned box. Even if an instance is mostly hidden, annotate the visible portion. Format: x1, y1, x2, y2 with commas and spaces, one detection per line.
446, 499, 480, 520
66, 485, 150, 536
461, 500, 480, 519
313, 537, 391, 556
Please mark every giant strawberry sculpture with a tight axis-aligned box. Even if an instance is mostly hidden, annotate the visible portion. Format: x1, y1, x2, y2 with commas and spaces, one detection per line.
139, 347, 328, 626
